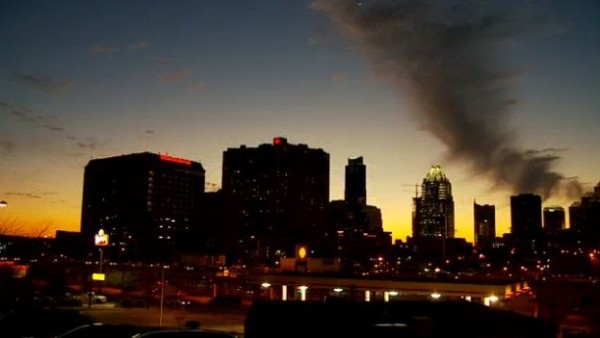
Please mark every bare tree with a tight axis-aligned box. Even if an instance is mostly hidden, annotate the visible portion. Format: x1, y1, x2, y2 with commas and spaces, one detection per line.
0, 215, 53, 238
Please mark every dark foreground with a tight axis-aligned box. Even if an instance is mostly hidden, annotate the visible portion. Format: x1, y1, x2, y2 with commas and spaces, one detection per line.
1, 300, 561, 338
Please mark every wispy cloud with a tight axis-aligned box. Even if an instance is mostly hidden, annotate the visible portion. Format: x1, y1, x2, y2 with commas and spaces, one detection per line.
331, 71, 351, 88
88, 44, 120, 55
127, 40, 148, 51
2, 101, 106, 157
159, 66, 208, 91
189, 80, 208, 91
88, 40, 149, 56
160, 68, 192, 84
10, 71, 71, 95
77, 137, 102, 150
6, 192, 42, 199
43, 124, 65, 132
0, 137, 15, 153
12, 109, 36, 122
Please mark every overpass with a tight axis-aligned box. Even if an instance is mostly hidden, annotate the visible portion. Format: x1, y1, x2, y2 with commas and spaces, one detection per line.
232, 273, 529, 305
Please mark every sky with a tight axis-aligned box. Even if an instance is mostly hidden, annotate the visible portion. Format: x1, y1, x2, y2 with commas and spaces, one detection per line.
1, 0, 599, 242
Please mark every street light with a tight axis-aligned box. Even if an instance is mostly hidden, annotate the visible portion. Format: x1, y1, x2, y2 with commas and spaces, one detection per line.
0, 200, 7, 208
159, 265, 170, 327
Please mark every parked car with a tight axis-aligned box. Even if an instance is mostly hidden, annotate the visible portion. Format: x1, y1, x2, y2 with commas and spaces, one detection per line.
132, 329, 237, 338
55, 323, 158, 338
0, 308, 93, 338
83, 292, 107, 304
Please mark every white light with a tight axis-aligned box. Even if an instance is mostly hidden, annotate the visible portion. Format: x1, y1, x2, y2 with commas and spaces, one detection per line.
261, 282, 271, 288
431, 292, 441, 299
388, 291, 399, 296
298, 285, 308, 301
484, 294, 499, 306
333, 288, 343, 293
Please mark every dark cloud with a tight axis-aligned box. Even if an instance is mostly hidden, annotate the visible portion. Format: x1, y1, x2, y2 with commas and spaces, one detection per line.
10, 71, 71, 95
312, 0, 581, 199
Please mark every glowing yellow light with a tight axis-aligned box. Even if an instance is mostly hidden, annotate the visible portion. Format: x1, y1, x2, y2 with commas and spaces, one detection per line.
298, 246, 307, 259
261, 282, 271, 288
92, 273, 105, 281
431, 292, 441, 299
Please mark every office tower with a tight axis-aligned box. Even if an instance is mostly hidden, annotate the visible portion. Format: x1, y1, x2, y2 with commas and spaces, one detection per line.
412, 165, 455, 238
543, 206, 565, 234
345, 157, 366, 207
222, 137, 330, 263
510, 193, 542, 239
332, 157, 389, 271
474, 202, 495, 250
81, 152, 205, 262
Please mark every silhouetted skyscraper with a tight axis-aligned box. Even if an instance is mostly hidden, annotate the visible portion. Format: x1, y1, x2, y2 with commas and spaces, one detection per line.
331, 156, 389, 271
345, 157, 366, 207
568, 182, 600, 240
81, 152, 205, 262
543, 206, 565, 234
510, 193, 542, 239
474, 202, 495, 250
222, 137, 330, 263
412, 165, 455, 238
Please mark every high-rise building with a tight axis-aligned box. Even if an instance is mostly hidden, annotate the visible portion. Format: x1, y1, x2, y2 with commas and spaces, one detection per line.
510, 193, 542, 239
81, 152, 205, 262
345, 157, 366, 208
412, 165, 455, 238
568, 182, 600, 240
222, 137, 330, 263
331, 157, 389, 271
543, 206, 565, 234
474, 202, 495, 250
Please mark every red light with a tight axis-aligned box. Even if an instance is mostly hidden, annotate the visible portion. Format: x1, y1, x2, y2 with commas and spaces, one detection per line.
159, 154, 192, 166
273, 137, 286, 146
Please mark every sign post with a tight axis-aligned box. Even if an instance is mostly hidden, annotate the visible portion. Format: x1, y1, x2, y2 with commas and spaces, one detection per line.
94, 229, 109, 273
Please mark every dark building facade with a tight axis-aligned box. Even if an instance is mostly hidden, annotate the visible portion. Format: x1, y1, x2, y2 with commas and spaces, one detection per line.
331, 157, 389, 272
412, 165, 455, 238
474, 202, 495, 250
80, 152, 205, 262
543, 206, 565, 234
222, 137, 330, 264
568, 182, 600, 242
345, 156, 366, 207
510, 193, 542, 239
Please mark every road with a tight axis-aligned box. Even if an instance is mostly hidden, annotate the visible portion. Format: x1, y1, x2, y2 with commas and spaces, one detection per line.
78, 304, 247, 336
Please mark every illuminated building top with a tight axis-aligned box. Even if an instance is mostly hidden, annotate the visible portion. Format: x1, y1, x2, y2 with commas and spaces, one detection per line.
159, 153, 192, 166
425, 165, 447, 182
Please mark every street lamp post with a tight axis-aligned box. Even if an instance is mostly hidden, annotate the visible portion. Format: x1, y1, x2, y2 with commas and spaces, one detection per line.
159, 265, 167, 326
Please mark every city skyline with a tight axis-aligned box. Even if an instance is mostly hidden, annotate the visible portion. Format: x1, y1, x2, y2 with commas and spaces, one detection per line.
1, 1, 599, 242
